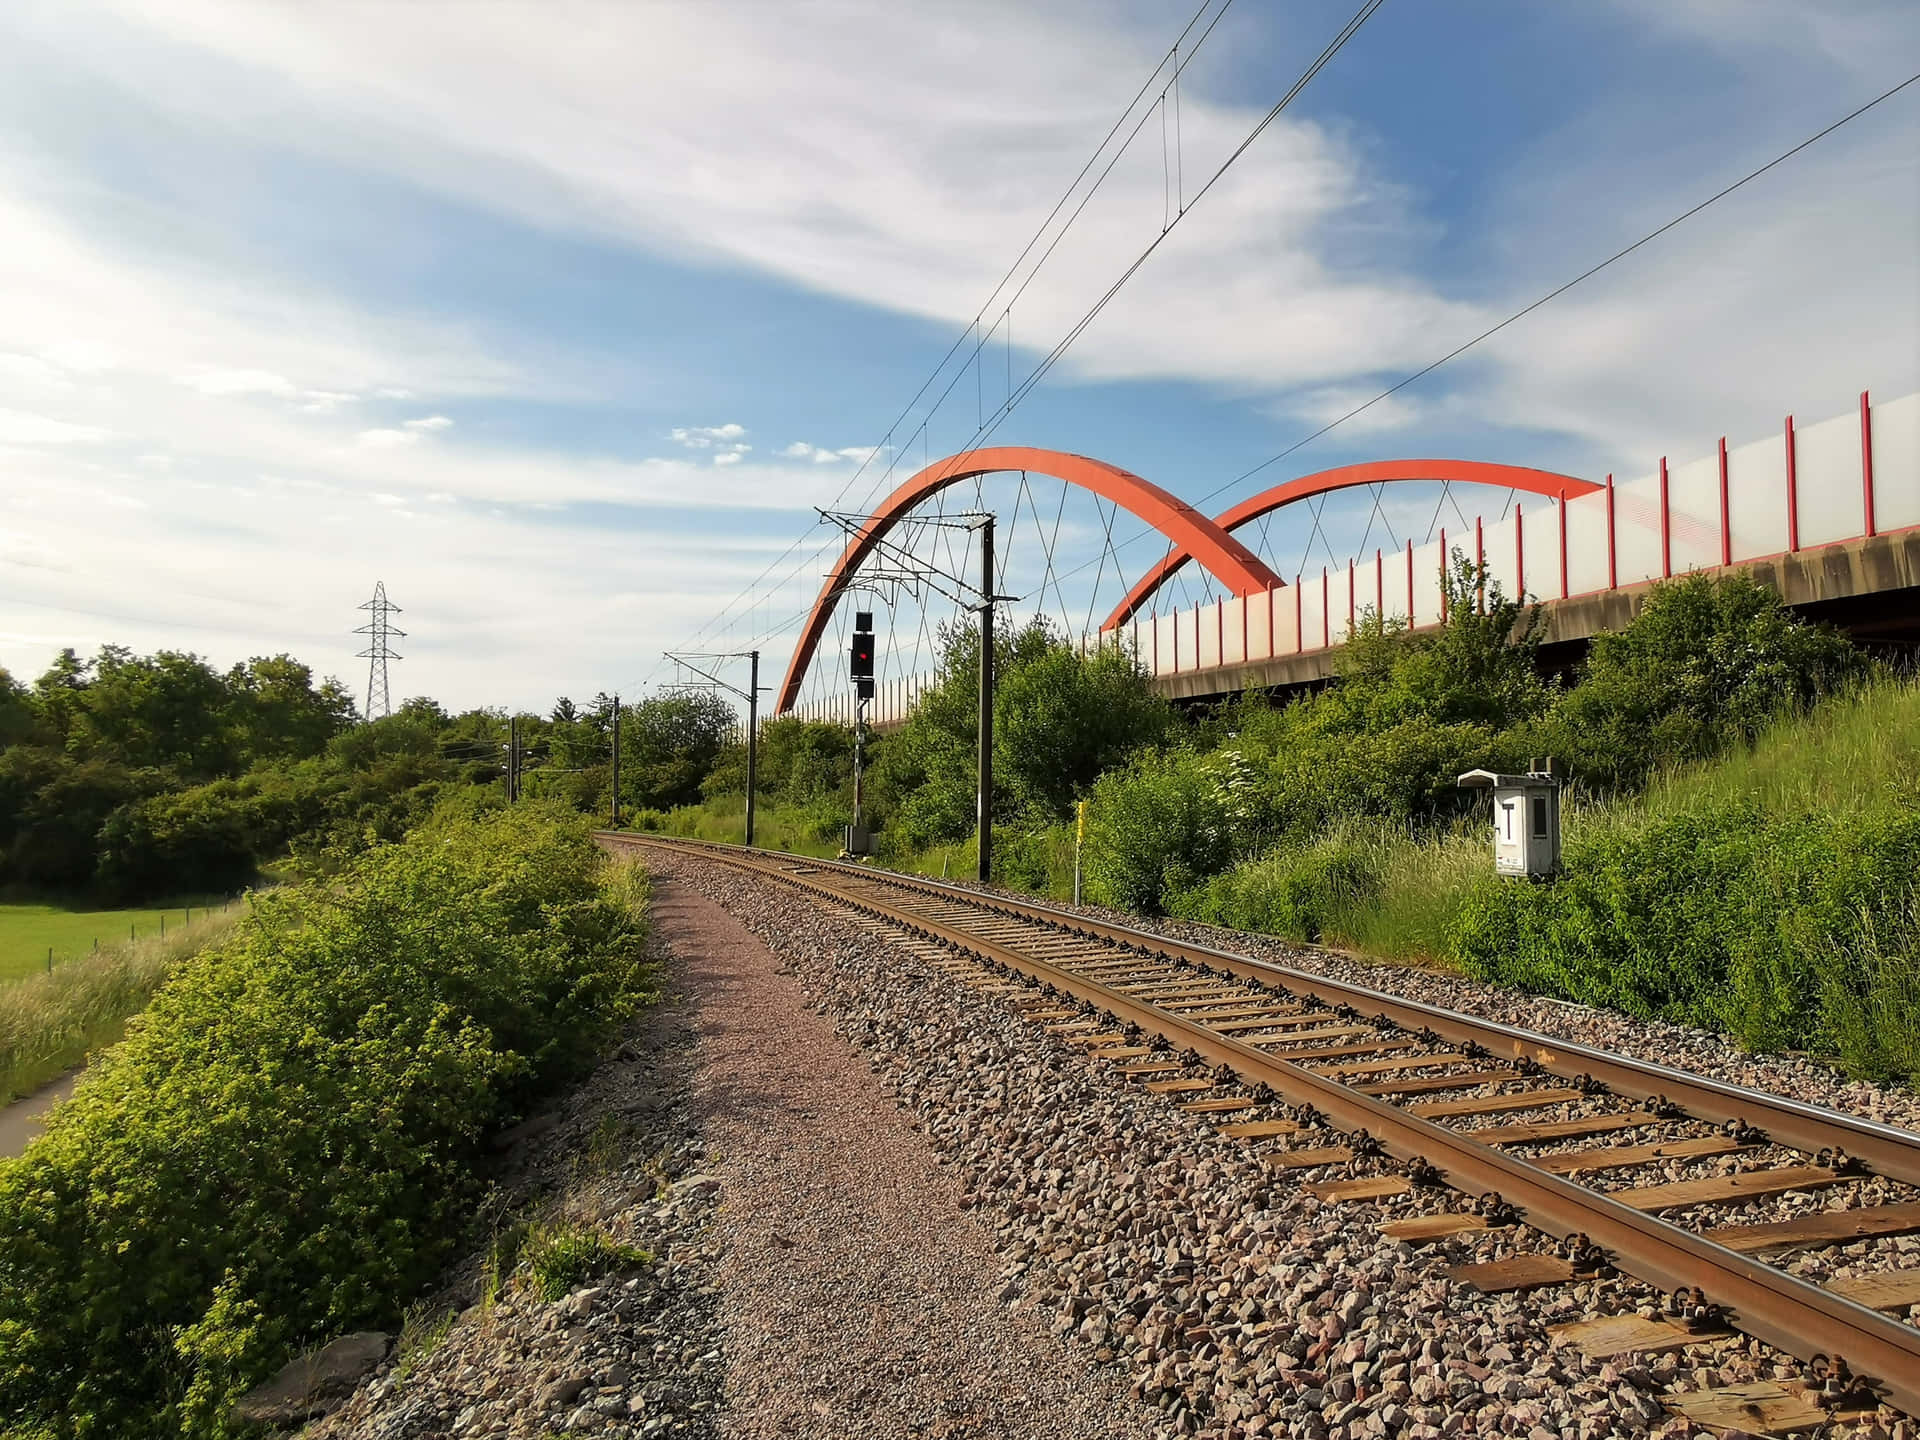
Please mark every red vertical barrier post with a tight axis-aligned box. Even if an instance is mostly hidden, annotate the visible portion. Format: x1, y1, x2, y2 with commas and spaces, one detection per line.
1515, 507, 1526, 599
1862, 390, 1876, 538
1558, 497, 1570, 599
1475, 515, 1485, 612
1785, 415, 1800, 553
1605, 475, 1617, 590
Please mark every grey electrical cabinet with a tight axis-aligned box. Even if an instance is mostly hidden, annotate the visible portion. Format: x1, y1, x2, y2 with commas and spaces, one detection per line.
1457, 764, 1562, 879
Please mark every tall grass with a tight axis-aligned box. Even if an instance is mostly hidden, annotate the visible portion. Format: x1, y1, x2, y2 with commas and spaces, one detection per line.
0, 908, 241, 1104
1593, 675, 1920, 827
628, 796, 843, 858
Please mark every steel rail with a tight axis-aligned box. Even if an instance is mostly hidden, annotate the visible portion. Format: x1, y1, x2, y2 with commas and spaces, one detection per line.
610, 832, 1920, 1410
609, 832, 1920, 1190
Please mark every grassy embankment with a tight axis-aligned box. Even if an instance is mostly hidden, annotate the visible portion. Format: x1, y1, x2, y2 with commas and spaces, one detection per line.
1178, 677, 1920, 1080
0, 803, 657, 1438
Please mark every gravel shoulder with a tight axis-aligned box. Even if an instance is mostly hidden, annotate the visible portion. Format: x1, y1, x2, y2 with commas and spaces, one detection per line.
665, 872, 1159, 1440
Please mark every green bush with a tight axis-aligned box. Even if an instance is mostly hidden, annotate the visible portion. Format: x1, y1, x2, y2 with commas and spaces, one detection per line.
1171, 832, 1384, 943
1528, 572, 1866, 791
1450, 802, 1920, 1074
0, 804, 656, 1438
1083, 749, 1240, 914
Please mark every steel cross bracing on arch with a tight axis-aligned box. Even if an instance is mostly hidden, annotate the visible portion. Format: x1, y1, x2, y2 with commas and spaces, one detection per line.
1104, 460, 1597, 630
775, 446, 1278, 714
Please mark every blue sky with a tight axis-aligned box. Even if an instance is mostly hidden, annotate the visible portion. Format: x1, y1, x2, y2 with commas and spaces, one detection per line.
0, 0, 1915, 715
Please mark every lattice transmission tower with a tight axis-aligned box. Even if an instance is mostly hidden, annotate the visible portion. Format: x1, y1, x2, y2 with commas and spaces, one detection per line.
354, 581, 406, 721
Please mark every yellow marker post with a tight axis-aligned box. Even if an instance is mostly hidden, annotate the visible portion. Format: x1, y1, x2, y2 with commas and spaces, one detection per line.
1074, 800, 1087, 906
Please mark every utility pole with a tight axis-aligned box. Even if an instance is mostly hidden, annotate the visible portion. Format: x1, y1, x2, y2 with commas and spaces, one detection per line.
977, 514, 995, 885
745, 651, 759, 847
661, 651, 763, 848
508, 714, 518, 802
609, 694, 621, 827
353, 582, 405, 722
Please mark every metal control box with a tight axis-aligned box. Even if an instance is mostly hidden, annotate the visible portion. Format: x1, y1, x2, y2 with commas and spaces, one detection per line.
1458, 764, 1562, 879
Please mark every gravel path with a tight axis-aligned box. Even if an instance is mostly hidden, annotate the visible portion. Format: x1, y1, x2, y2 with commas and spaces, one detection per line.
663, 875, 1158, 1440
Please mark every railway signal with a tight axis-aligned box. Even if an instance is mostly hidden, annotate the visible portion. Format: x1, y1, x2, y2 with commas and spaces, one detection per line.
851, 612, 875, 700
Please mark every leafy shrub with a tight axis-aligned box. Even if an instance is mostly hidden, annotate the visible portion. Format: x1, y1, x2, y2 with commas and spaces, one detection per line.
870, 618, 1170, 851
1528, 572, 1866, 791
1084, 749, 1239, 914
0, 805, 656, 1437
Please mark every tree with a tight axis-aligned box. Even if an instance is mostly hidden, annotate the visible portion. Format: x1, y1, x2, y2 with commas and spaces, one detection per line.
868, 615, 1171, 848
617, 691, 736, 811
65, 647, 238, 779
0, 667, 37, 750
227, 655, 358, 767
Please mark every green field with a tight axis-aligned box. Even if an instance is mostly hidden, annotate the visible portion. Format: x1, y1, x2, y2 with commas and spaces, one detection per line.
0, 899, 236, 984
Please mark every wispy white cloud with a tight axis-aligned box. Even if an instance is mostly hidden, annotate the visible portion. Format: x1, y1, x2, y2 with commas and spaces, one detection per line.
404, 414, 453, 431
0, 409, 109, 445
671, 423, 746, 449
356, 427, 420, 449
780, 442, 878, 465
177, 367, 299, 397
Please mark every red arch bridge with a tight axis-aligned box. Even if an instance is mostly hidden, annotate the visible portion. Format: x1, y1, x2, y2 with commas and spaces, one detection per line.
781, 388, 1920, 725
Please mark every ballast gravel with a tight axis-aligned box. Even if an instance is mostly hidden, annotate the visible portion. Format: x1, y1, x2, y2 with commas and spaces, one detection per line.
649, 852, 1913, 1440
1004, 887, 1920, 1139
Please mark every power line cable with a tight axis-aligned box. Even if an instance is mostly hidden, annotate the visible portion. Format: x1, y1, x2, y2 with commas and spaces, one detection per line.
1213, 66, 1920, 500
649, 0, 1236, 683
1034, 66, 1920, 606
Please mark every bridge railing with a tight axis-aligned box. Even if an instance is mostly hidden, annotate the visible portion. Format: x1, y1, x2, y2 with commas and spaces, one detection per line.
1127, 388, 1918, 677
784, 389, 1917, 722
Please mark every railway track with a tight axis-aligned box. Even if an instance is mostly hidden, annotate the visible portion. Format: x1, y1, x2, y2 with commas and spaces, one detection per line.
605, 831, 1920, 1425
